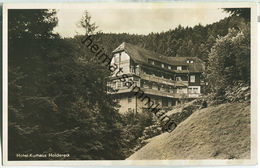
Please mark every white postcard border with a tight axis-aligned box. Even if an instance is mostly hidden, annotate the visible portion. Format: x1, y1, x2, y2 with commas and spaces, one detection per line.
2, 1, 258, 166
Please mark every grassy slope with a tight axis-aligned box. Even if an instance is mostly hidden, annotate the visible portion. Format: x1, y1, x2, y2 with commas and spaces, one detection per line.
127, 102, 250, 160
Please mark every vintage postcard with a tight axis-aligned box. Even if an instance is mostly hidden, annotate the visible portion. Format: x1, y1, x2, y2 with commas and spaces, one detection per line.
2, 1, 258, 166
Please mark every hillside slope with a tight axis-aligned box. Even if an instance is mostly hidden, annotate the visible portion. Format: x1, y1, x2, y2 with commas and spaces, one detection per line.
128, 102, 250, 160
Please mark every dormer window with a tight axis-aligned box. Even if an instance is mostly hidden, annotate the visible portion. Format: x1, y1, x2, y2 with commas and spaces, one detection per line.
161, 64, 165, 68
148, 59, 155, 65
187, 60, 194, 63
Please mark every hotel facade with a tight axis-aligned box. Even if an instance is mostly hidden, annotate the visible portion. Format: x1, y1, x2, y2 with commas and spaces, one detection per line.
107, 42, 206, 114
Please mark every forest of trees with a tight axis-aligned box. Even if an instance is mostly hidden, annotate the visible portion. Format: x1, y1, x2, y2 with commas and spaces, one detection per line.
8, 8, 250, 160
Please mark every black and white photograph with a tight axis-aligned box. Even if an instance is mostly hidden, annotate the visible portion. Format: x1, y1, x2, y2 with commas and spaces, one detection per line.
2, 2, 258, 166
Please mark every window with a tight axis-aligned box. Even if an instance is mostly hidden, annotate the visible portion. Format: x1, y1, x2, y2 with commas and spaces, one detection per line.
130, 66, 135, 73
187, 60, 194, 63
140, 81, 144, 88
177, 66, 182, 70
161, 64, 165, 68
161, 85, 166, 92
176, 77, 182, 81
182, 66, 188, 70
188, 86, 200, 93
190, 75, 195, 83
162, 99, 168, 107
148, 59, 155, 65
165, 75, 170, 79
149, 83, 152, 89
128, 96, 132, 103
193, 87, 198, 93
154, 61, 161, 67
144, 83, 149, 89
133, 81, 138, 87
117, 82, 122, 88
177, 88, 187, 93
172, 100, 176, 106
155, 99, 159, 105
152, 84, 157, 90
168, 65, 172, 70
169, 87, 173, 93
168, 100, 172, 107
166, 86, 170, 93
111, 82, 116, 88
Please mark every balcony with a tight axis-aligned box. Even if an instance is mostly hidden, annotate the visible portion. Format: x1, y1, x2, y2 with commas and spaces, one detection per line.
141, 88, 183, 98
188, 93, 201, 98
107, 84, 201, 99
108, 87, 182, 98
139, 73, 188, 87
107, 87, 133, 94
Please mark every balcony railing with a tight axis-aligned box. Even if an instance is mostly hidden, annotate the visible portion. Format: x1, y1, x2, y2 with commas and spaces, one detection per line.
141, 88, 182, 98
139, 73, 188, 87
107, 87, 132, 94
107, 85, 201, 99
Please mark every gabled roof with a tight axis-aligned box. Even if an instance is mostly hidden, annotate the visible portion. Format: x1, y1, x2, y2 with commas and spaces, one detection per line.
113, 42, 205, 73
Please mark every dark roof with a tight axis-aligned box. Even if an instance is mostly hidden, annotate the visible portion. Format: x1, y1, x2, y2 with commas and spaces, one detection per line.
113, 42, 205, 73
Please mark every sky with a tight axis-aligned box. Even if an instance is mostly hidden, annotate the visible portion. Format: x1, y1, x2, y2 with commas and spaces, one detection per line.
54, 7, 230, 37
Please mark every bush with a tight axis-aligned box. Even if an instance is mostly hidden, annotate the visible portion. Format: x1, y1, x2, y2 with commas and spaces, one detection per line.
207, 24, 250, 99
119, 110, 154, 158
